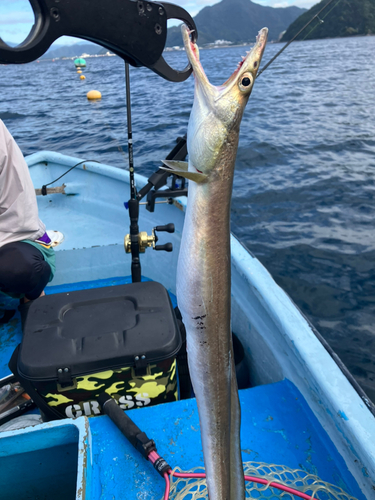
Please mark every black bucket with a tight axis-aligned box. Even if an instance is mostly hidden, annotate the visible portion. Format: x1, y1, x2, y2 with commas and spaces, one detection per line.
232, 333, 250, 390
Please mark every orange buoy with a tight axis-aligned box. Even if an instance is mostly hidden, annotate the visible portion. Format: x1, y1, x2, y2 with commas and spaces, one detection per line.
80, 75, 86, 80
87, 90, 102, 100
77, 70, 82, 74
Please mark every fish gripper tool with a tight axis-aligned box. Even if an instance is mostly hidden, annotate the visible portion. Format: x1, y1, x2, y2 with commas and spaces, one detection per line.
0, 0, 197, 82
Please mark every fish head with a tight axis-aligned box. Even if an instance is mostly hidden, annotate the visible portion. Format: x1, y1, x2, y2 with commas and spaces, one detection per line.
182, 25, 268, 178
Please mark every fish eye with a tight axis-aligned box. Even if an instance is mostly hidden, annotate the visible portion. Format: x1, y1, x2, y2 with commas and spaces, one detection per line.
239, 73, 253, 92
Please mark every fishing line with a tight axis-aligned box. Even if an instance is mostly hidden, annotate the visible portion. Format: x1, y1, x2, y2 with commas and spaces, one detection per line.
301, 0, 344, 41
257, 0, 340, 78
90, 105, 128, 161
102, 119, 128, 160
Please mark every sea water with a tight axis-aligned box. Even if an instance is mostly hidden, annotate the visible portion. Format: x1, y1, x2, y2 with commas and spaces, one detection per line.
0, 35, 374, 401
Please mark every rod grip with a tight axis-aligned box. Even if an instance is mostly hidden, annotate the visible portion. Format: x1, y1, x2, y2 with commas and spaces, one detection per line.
98, 393, 156, 458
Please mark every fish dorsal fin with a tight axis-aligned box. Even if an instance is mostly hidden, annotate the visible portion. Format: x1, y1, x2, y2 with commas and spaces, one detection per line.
161, 160, 208, 184
162, 160, 189, 171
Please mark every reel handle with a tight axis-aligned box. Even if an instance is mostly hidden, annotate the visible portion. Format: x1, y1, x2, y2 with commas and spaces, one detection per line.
155, 223, 175, 233
155, 243, 173, 252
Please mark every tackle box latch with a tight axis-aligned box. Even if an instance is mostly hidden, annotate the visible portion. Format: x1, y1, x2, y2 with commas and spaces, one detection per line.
56, 366, 76, 391
134, 354, 148, 376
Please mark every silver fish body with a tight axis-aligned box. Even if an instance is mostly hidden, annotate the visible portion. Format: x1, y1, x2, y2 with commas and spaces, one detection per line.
176, 25, 268, 500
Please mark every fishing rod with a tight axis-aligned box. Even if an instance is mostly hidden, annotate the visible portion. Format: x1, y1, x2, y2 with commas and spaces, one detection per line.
125, 63, 136, 201
123, 63, 180, 283
0, 0, 198, 284
257, 0, 342, 78
124, 62, 142, 283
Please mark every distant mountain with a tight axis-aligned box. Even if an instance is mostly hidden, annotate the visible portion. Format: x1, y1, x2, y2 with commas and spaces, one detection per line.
40, 41, 106, 59
166, 0, 306, 46
281, 0, 375, 41
35, 0, 308, 59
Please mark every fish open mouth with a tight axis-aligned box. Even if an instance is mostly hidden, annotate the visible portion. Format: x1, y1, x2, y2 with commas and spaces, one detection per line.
222, 28, 268, 88
181, 24, 209, 87
181, 24, 268, 89
237, 29, 268, 73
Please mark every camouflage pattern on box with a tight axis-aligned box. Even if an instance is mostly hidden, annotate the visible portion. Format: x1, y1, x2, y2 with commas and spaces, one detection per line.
34, 358, 178, 418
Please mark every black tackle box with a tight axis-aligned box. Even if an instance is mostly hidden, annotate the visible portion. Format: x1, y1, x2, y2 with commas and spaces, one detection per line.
10, 281, 182, 420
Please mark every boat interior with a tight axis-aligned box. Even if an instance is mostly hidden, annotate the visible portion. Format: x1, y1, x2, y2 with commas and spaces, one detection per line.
0, 151, 373, 499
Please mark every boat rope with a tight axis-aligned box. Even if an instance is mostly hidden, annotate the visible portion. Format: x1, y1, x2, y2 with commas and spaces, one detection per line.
257, 0, 343, 79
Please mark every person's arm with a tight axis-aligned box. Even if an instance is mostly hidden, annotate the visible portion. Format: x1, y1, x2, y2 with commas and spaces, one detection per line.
0, 120, 46, 247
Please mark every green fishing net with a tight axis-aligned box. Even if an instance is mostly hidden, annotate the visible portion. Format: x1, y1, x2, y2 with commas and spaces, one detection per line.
167, 461, 359, 500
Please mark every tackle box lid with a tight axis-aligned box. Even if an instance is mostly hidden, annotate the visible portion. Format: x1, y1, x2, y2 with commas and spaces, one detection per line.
18, 282, 182, 381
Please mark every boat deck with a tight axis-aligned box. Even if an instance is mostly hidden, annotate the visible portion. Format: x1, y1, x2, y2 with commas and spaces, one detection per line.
89, 379, 365, 499
0, 278, 366, 499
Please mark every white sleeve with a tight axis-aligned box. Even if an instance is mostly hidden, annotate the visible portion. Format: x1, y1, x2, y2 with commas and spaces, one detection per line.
0, 120, 46, 247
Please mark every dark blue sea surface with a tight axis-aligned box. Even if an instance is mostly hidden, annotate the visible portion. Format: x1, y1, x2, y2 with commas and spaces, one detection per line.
1, 35, 374, 401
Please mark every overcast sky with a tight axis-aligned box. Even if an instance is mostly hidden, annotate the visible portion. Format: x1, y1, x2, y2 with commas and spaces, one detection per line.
0, 0, 317, 46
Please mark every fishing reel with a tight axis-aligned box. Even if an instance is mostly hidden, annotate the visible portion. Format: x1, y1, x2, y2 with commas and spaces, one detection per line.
123, 136, 187, 283
124, 223, 175, 254
124, 196, 175, 282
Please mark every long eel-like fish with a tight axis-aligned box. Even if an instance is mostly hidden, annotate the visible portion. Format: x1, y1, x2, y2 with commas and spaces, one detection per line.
163, 25, 268, 499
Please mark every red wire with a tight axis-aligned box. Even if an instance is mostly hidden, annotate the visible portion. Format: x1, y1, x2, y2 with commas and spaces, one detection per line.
149, 452, 314, 500
163, 472, 170, 500
148, 453, 171, 499
169, 471, 206, 479
148, 451, 159, 464
168, 470, 314, 499
244, 475, 313, 500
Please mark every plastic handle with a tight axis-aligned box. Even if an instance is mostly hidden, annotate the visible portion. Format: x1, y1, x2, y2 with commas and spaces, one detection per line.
148, 2, 197, 82
155, 243, 173, 252
155, 223, 175, 233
